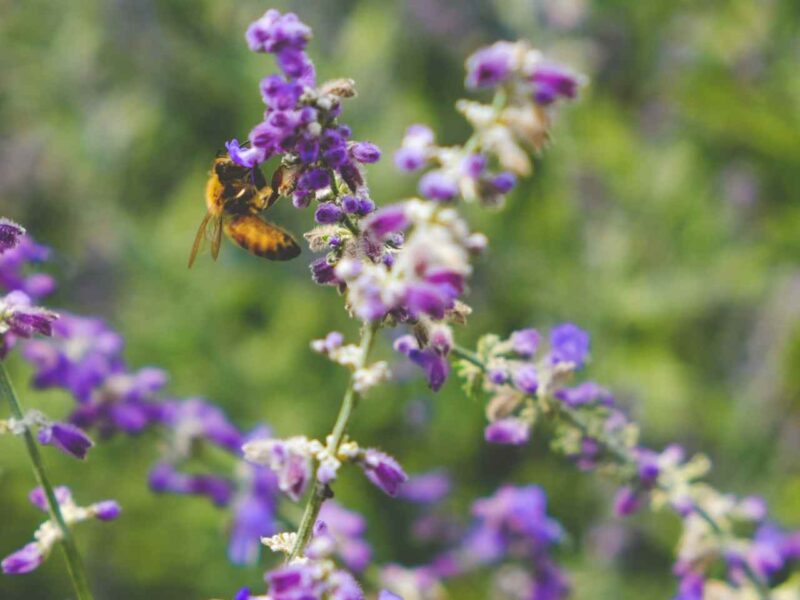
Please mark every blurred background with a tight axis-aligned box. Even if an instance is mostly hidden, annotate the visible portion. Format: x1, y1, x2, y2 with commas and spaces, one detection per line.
1, 0, 799, 598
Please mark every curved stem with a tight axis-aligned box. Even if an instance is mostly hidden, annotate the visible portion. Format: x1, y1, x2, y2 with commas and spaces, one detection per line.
0, 361, 94, 600
289, 322, 379, 561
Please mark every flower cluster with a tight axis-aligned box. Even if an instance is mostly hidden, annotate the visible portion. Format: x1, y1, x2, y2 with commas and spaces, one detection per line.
236, 559, 365, 600
2, 486, 119, 575
379, 484, 567, 600
311, 331, 390, 395
0, 225, 281, 567
306, 501, 372, 573
0, 223, 55, 301
228, 9, 380, 216
395, 41, 581, 207
243, 434, 407, 500
0, 409, 93, 460
454, 326, 800, 597
0, 226, 58, 358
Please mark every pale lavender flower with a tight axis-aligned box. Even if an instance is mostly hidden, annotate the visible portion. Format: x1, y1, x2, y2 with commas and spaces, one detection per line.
530, 64, 581, 106
398, 470, 451, 504
307, 501, 372, 572
613, 487, 643, 517
148, 462, 235, 507
3, 486, 120, 575
160, 397, 242, 453
510, 328, 541, 357
394, 125, 434, 171
465, 42, 515, 89
554, 382, 613, 408
485, 417, 530, 445
0, 235, 55, 300
549, 323, 590, 367
358, 448, 408, 497
1, 544, 43, 575
263, 561, 364, 600
243, 437, 313, 501
419, 170, 459, 202
350, 142, 381, 164
228, 466, 279, 565
512, 364, 539, 394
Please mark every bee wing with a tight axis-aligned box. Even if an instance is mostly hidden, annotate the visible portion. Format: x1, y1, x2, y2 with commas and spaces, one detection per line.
210, 215, 223, 261
223, 215, 301, 261
188, 213, 212, 269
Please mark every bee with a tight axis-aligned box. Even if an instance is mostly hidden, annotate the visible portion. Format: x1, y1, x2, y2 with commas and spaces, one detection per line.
188, 152, 301, 268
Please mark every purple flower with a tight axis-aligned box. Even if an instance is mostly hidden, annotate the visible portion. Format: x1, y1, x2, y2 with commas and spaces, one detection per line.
407, 347, 450, 391
234, 588, 251, 600
245, 10, 312, 55
244, 439, 312, 502
464, 485, 563, 568
264, 561, 364, 600
260, 75, 303, 110
378, 592, 402, 600
148, 462, 235, 507
462, 154, 487, 179
350, 142, 381, 164
310, 258, 341, 286
93, 500, 121, 521
398, 470, 451, 504
485, 417, 531, 445
228, 466, 279, 565
37, 422, 94, 460
394, 125, 434, 171
67, 367, 167, 436
359, 448, 408, 497
22, 313, 124, 402
161, 398, 242, 452
0, 291, 58, 339
530, 64, 580, 105
307, 502, 372, 572
550, 323, 590, 367
554, 382, 613, 408
0, 218, 25, 255
315, 203, 344, 224
613, 487, 643, 517
419, 170, 459, 202
225, 139, 266, 168
465, 42, 514, 89
673, 572, 704, 600
364, 205, 409, 239
29, 486, 72, 512
0, 235, 55, 299
297, 168, 330, 192
490, 172, 516, 194
512, 364, 538, 394
1, 543, 43, 575
510, 328, 541, 357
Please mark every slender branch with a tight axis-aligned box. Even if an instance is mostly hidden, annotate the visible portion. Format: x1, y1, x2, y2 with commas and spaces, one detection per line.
0, 361, 94, 600
288, 322, 379, 561
450, 344, 770, 599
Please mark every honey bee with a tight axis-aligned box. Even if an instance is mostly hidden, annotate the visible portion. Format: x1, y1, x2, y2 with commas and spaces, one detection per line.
188, 152, 301, 268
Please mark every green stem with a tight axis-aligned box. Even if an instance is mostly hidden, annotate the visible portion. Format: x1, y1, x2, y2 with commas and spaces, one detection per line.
0, 361, 94, 600
289, 322, 379, 561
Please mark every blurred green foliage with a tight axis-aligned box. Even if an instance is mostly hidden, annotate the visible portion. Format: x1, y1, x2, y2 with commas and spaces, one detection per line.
1, 1, 799, 598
